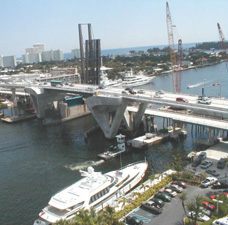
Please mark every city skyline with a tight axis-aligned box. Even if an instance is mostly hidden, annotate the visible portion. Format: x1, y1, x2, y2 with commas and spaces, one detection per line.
0, 0, 227, 56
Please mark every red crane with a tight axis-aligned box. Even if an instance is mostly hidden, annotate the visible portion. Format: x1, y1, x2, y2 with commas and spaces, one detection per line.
166, 2, 181, 93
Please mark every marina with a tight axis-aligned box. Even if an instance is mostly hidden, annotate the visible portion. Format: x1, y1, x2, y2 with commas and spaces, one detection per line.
0, 62, 228, 225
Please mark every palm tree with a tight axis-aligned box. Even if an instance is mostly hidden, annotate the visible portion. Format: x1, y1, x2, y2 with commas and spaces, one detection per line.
72, 209, 97, 225
186, 196, 201, 225
179, 192, 187, 216
140, 183, 150, 192
118, 196, 127, 210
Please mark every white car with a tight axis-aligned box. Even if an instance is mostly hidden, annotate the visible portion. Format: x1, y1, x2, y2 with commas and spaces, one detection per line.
188, 211, 210, 222
164, 188, 177, 197
200, 177, 218, 188
198, 97, 211, 105
169, 184, 183, 193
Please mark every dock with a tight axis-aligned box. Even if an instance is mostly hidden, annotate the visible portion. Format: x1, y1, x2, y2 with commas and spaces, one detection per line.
129, 127, 186, 149
1, 114, 36, 123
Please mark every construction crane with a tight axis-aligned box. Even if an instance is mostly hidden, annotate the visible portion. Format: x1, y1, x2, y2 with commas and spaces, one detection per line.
217, 22, 225, 50
177, 39, 183, 68
166, 2, 180, 93
166, 2, 177, 67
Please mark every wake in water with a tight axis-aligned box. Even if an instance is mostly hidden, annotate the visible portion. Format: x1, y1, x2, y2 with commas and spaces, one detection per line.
64, 160, 105, 171
187, 80, 213, 89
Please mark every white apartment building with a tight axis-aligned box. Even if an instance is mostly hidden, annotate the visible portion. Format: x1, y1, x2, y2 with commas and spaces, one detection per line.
41, 51, 53, 62
71, 49, 80, 59
3, 55, 17, 68
0, 55, 3, 67
52, 49, 63, 61
41, 49, 63, 62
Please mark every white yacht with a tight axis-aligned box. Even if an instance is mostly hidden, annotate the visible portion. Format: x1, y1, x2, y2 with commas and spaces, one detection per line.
99, 66, 122, 87
34, 161, 148, 225
122, 69, 154, 87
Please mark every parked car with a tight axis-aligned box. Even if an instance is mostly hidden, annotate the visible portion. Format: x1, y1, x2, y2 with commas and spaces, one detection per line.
212, 181, 228, 189
217, 158, 226, 169
125, 215, 143, 225
199, 206, 212, 217
192, 157, 202, 167
201, 177, 218, 188
169, 184, 183, 193
161, 188, 177, 197
172, 181, 187, 188
150, 197, 165, 207
206, 169, 220, 177
212, 217, 228, 225
176, 97, 189, 103
155, 193, 172, 202
187, 211, 210, 222
198, 152, 207, 161
200, 160, 213, 169
140, 202, 162, 214
202, 201, 216, 211
146, 200, 162, 209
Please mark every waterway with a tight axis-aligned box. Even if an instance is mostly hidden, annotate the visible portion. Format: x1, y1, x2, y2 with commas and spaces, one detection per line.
1, 62, 228, 225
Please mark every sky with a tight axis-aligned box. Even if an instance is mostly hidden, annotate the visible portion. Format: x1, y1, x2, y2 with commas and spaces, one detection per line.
0, 0, 227, 56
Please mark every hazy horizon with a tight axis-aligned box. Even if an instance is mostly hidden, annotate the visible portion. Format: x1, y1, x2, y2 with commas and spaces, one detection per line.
0, 0, 227, 56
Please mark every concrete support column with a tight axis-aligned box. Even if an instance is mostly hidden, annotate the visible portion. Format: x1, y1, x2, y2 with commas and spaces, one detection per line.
133, 103, 147, 129
87, 96, 127, 139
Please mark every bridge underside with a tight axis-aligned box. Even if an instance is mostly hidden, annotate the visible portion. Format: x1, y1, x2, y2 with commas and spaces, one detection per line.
86, 96, 147, 139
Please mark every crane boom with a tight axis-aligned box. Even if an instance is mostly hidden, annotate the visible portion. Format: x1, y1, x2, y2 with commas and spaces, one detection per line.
166, 2, 176, 67
217, 22, 225, 49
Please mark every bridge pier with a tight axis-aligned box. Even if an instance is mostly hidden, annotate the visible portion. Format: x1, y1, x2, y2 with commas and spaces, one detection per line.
25, 87, 65, 118
87, 96, 147, 139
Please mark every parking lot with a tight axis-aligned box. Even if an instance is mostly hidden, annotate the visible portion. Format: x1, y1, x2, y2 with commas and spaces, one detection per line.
125, 185, 213, 225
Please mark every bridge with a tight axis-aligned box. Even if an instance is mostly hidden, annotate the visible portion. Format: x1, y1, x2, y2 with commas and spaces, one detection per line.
1, 82, 228, 139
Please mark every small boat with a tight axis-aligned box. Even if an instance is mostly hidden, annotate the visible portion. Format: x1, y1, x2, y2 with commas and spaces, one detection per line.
97, 149, 125, 160
97, 134, 127, 160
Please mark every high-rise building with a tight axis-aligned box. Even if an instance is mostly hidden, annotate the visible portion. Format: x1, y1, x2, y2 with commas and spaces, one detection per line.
0, 55, 3, 67
71, 49, 80, 59
53, 50, 63, 61
3, 55, 17, 68
41, 50, 53, 62
33, 43, 45, 53
41, 49, 63, 62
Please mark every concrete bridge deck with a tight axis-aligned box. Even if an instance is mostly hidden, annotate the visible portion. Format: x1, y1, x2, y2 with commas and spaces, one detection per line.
127, 106, 228, 130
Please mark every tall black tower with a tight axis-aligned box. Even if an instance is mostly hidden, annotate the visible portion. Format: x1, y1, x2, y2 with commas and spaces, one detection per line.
78, 24, 101, 84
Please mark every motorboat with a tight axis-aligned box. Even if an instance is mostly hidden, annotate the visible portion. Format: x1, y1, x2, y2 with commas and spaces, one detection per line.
33, 161, 148, 225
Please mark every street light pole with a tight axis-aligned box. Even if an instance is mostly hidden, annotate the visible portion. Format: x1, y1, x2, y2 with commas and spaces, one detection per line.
213, 199, 223, 215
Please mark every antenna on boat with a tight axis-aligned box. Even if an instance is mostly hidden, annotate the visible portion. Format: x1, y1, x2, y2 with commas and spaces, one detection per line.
116, 134, 125, 169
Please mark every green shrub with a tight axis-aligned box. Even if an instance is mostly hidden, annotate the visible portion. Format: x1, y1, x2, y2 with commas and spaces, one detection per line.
114, 176, 172, 219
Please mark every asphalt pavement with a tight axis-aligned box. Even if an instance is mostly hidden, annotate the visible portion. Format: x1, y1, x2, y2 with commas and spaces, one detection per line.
126, 185, 212, 225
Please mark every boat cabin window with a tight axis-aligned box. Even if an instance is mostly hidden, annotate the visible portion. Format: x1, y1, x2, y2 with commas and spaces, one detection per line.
89, 187, 109, 204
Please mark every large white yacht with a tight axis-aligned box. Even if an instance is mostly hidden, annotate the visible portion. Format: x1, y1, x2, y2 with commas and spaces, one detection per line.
34, 161, 148, 225
122, 69, 154, 87
99, 66, 122, 87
